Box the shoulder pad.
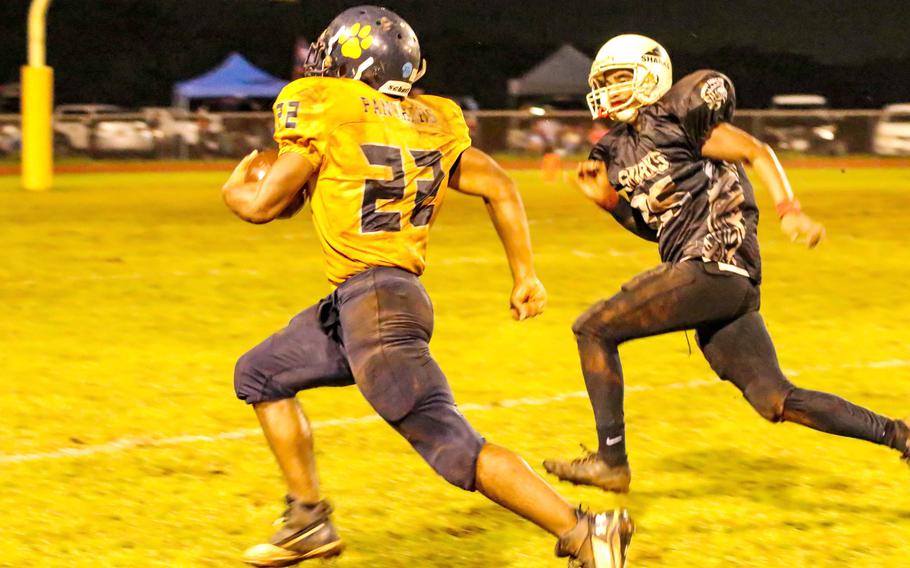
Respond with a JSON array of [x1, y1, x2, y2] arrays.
[[659, 70, 736, 151]]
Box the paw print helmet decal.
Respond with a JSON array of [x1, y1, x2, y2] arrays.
[[302, 5, 426, 98]]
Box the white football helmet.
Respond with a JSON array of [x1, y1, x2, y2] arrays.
[[586, 34, 672, 122]]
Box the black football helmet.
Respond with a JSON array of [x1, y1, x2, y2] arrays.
[[302, 5, 426, 97]]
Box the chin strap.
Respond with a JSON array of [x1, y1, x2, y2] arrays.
[[612, 107, 639, 123], [408, 58, 427, 83]]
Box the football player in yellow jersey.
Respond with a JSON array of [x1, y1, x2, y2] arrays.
[[221, 5, 633, 568], [271, 65, 471, 288]]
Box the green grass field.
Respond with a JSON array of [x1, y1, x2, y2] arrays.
[[1, 166, 909, 567]]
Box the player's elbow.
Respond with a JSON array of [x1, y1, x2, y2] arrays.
[[243, 214, 274, 225], [235, 204, 277, 224], [744, 141, 774, 166], [244, 210, 277, 224]]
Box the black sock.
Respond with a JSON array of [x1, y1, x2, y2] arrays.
[[783, 388, 908, 451], [596, 424, 628, 466]]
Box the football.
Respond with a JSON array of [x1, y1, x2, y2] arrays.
[[246, 148, 308, 219], [245, 148, 279, 183]]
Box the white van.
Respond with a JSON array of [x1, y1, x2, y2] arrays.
[[873, 104, 910, 156]]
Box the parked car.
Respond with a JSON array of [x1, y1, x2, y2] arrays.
[[873, 103, 910, 156], [142, 107, 201, 157], [54, 104, 155, 157], [0, 123, 21, 156], [55, 104, 119, 155], [0, 82, 20, 113], [763, 94, 847, 155]]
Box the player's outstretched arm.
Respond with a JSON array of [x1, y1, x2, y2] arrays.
[[222, 151, 315, 224], [702, 123, 825, 248], [575, 159, 658, 242], [449, 147, 546, 321]]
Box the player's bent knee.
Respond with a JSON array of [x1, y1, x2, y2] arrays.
[[233, 349, 270, 404], [572, 301, 621, 345], [392, 403, 485, 491], [432, 437, 484, 491], [742, 377, 794, 423], [571, 313, 594, 339]]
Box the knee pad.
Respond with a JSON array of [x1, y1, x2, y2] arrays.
[[233, 349, 269, 404], [572, 300, 619, 344], [571, 311, 596, 339], [392, 402, 485, 491], [742, 376, 794, 423]]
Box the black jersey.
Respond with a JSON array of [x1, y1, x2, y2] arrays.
[[590, 69, 762, 282]]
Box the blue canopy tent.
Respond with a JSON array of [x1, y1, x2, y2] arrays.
[[172, 52, 287, 108]]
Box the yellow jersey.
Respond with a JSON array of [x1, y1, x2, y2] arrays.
[[273, 77, 472, 287]]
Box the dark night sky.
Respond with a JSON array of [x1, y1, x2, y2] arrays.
[[1, 0, 909, 107], [566, 0, 909, 65], [384, 0, 910, 65]]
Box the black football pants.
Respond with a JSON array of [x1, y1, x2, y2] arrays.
[[572, 261, 908, 466]]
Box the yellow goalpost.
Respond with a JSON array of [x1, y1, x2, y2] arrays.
[[21, 0, 54, 191]]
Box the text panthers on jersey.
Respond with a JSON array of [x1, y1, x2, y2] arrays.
[[591, 69, 762, 282], [274, 77, 471, 287]]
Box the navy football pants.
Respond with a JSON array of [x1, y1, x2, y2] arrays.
[[234, 267, 485, 491]]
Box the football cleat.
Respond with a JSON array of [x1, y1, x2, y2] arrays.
[[544, 446, 632, 493], [242, 497, 343, 567], [557, 508, 635, 568]]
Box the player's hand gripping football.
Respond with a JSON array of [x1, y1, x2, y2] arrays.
[[511, 276, 547, 321], [780, 211, 825, 248], [575, 159, 619, 210], [223, 149, 259, 192]]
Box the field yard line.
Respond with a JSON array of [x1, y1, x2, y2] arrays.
[[0, 382, 704, 466], [3, 251, 637, 287], [1, 358, 908, 466], [3, 267, 268, 288], [2, 256, 508, 287]]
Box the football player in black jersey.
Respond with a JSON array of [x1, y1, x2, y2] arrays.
[[543, 34, 910, 493]]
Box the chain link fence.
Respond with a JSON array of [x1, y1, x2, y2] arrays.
[[465, 109, 888, 157], [0, 108, 902, 160]]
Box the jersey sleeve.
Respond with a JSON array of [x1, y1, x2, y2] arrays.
[[437, 97, 473, 157], [588, 124, 623, 162], [272, 79, 334, 168], [450, 106, 472, 157], [588, 136, 611, 162], [670, 71, 736, 152], [403, 94, 473, 167]]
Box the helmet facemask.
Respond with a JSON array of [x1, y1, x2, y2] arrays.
[[586, 63, 661, 122], [299, 31, 332, 78]]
